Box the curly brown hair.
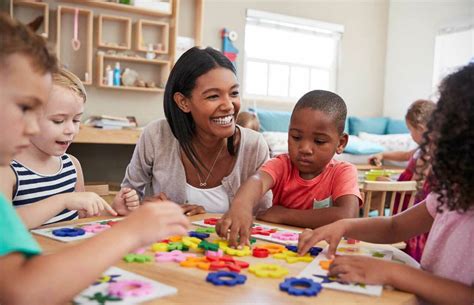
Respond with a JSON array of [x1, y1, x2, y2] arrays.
[[418, 63, 474, 213], [0, 13, 57, 74]]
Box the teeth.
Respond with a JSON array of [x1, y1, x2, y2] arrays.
[[212, 115, 233, 125]]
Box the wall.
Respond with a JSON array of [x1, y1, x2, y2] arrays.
[[382, 0, 473, 119], [202, 0, 390, 117]]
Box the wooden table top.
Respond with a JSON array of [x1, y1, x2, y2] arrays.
[[34, 214, 418, 305]]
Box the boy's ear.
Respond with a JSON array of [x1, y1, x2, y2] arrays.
[[336, 133, 349, 154], [173, 92, 191, 113]]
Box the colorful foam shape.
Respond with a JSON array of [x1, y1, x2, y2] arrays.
[[82, 224, 111, 233], [279, 277, 322, 296], [271, 231, 299, 241], [206, 271, 246, 286], [52, 227, 85, 237], [107, 280, 153, 297], [248, 263, 289, 278], [189, 231, 210, 239], [155, 250, 196, 263], [123, 254, 152, 263]]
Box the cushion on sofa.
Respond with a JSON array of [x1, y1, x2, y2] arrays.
[[344, 135, 386, 155], [262, 131, 288, 155], [386, 118, 409, 134], [249, 108, 291, 132], [348, 117, 388, 135], [358, 132, 417, 152]]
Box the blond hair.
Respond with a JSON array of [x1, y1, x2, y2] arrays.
[[52, 68, 87, 102], [236, 111, 260, 131], [405, 99, 436, 128]]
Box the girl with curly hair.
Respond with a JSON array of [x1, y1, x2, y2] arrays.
[[298, 63, 474, 305]]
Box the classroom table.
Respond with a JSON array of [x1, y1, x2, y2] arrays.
[[34, 213, 419, 305]]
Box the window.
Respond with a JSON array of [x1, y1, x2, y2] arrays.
[[243, 9, 344, 102], [432, 25, 474, 89]]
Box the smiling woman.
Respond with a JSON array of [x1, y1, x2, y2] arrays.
[[117, 47, 272, 216]]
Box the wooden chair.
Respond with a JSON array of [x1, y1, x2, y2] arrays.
[[361, 181, 418, 217]]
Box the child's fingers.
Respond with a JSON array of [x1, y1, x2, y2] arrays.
[[327, 238, 341, 258], [297, 229, 315, 255], [101, 200, 118, 216]]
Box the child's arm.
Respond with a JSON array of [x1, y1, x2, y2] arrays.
[[216, 171, 274, 248], [0, 201, 189, 305], [0, 166, 116, 228], [329, 256, 474, 305], [298, 200, 433, 256], [256, 194, 359, 229], [369, 149, 416, 166]]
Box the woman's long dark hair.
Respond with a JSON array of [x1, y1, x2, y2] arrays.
[[417, 63, 474, 213], [163, 47, 237, 175]]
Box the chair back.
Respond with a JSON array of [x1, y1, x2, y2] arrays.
[[361, 181, 418, 217]]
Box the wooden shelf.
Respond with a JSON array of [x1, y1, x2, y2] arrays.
[[60, 0, 172, 17], [135, 19, 169, 54], [74, 125, 141, 145], [57, 5, 93, 85], [11, 0, 49, 38], [98, 84, 164, 93], [102, 54, 169, 65], [96, 54, 169, 92], [97, 14, 131, 50]]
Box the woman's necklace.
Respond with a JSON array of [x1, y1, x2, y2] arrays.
[[196, 142, 225, 187]]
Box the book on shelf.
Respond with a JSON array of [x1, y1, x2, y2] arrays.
[[84, 115, 138, 130]]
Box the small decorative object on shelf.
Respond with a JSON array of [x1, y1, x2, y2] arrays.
[[122, 68, 138, 87]]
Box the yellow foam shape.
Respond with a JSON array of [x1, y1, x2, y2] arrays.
[[248, 263, 288, 278], [182, 236, 202, 249], [273, 250, 312, 263], [286, 256, 313, 263], [224, 246, 251, 257], [151, 242, 169, 252]]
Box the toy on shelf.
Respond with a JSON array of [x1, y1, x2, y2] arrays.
[[221, 28, 238, 65]]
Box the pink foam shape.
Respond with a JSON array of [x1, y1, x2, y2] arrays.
[[270, 231, 299, 241], [155, 250, 196, 263], [107, 280, 153, 297], [133, 247, 147, 254], [82, 224, 111, 233], [205, 249, 224, 258]]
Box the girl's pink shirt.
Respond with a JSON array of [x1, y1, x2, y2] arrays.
[[420, 192, 474, 286]]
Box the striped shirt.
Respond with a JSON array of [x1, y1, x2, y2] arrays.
[[11, 154, 79, 225]]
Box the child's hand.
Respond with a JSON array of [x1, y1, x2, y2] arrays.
[[369, 154, 383, 167], [216, 207, 253, 249], [123, 200, 190, 247], [181, 203, 205, 216], [297, 221, 347, 257], [328, 255, 393, 285], [65, 192, 117, 217], [113, 187, 140, 216]]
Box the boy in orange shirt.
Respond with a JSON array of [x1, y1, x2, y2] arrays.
[[217, 90, 361, 247]]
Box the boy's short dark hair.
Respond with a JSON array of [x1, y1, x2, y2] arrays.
[[293, 90, 347, 134], [0, 13, 57, 74]]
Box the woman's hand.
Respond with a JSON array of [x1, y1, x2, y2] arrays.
[[181, 203, 206, 216]]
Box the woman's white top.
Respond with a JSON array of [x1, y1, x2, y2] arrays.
[[185, 183, 230, 213]]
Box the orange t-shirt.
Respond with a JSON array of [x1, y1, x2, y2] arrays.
[[260, 154, 362, 209]]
